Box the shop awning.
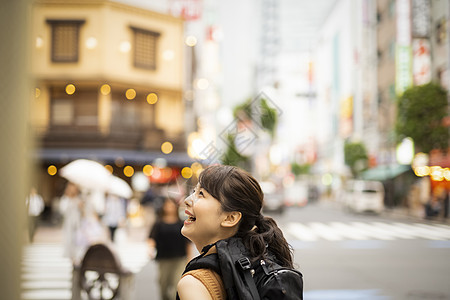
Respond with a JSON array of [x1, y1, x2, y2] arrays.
[[34, 148, 196, 166], [360, 164, 411, 181]]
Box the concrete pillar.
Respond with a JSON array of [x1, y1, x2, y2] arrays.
[[0, 0, 31, 298]]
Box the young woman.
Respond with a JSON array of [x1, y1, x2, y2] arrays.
[[177, 165, 294, 300]]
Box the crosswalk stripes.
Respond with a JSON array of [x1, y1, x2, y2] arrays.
[[21, 242, 149, 300], [282, 221, 450, 242], [21, 244, 72, 300]]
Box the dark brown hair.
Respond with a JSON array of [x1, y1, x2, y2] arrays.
[[199, 165, 293, 268]]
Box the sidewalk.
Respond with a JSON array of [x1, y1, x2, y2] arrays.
[[32, 221, 149, 244], [29, 222, 160, 300]]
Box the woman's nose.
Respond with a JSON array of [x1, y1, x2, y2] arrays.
[[184, 194, 194, 207]]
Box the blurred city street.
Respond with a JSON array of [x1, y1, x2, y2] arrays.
[[22, 197, 450, 300], [2, 0, 450, 299]]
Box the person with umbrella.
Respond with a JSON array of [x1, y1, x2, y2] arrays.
[[59, 182, 83, 261], [102, 192, 127, 242]]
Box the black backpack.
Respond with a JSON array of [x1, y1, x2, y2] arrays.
[[179, 237, 303, 300]]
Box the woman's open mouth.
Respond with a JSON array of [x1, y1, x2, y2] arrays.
[[184, 210, 196, 224]]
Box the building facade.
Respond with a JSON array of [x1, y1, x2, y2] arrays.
[[31, 0, 191, 203]]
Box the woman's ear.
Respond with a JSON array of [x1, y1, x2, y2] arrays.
[[221, 211, 242, 228]]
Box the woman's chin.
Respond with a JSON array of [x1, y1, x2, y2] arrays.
[[181, 225, 191, 239]]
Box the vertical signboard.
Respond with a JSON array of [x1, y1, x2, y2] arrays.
[[396, 0, 412, 95], [339, 96, 353, 138], [411, 0, 431, 86], [412, 38, 431, 85], [396, 46, 413, 95], [411, 0, 431, 38]]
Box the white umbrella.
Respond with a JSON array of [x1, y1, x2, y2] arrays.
[[108, 176, 133, 199], [60, 159, 111, 191]]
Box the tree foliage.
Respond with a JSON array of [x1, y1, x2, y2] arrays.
[[221, 134, 250, 171], [233, 97, 278, 137], [344, 141, 369, 177], [396, 82, 449, 153], [290, 162, 311, 176]]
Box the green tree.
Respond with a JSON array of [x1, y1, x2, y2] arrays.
[[396, 82, 449, 153], [221, 134, 250, 170], [259, 98, 278, 137], [233, 97, 278, 137], [290, 162, 311, 176], [344, 141, 369, 177]]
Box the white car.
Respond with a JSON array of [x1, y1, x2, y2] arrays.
[[343, 180, 385, 214]]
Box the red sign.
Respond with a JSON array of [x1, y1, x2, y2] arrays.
[[169, 0, 202, 21], [149, 167, 181, 183]]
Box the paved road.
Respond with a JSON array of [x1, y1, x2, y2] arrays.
[[270, 202, 450, 300]]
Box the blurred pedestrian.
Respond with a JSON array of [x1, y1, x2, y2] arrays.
[[148, 197, 191, 300], [102, 193, 127, 242], [59, 182, 82, 261], [26, 187, 45, 242], [425, 186, 445, 219]]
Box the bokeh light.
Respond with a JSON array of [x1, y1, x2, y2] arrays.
[[104, 165, 113, 174], [143, 165, 154, 176], [124, 166, 134, 177], [195, 78, 209, 90], [85, 37, 98, 49], [161, 141, 173, 154], [100, 84, 111, 95], [147, 93, 158, 104], [322, 173, 333, 186], [119, 41, 131, 52], [47, 165, 57, 176], [181, 167, 193, 179], [65, 84, 76, 95], [115, 157, 125, 167], [126, 89, 136, 100], [185, 35, 197, 47]]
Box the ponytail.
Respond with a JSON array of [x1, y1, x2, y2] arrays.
[[238, 215, 293, 268]]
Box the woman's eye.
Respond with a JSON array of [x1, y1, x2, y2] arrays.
[[198, 190, 204, 197]]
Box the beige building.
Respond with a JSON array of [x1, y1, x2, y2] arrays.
[[376, 0, 397, 164], [30, 0, 191, 202]]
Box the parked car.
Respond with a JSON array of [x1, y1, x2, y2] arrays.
[[260, 181, 285, 213], [342, 180, 385, 214], [284, 181, 308, 207]]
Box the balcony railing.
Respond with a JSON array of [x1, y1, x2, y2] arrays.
[[40, 125, 186, 152]]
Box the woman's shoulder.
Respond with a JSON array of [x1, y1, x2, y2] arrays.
[[179, 269, 225, 300], [177, 271, 213, 300]]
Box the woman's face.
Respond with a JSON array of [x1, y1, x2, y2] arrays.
[[181, 183, 227, 249]]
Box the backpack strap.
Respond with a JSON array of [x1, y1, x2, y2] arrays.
[[236, 256, 261, 300], [216, 237, 264, 300], [183, 253, 221, 276]]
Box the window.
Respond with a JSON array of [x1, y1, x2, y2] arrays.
[[436, 18, 447, 45], [47, 20, 85, 62], [51, 99, 74, 125], [50, 87, 97, 127], [388, 40, 396, 60], [376, 11, 382, 23], [131, 26, 160, 70], [377, 49, 383, 64]]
